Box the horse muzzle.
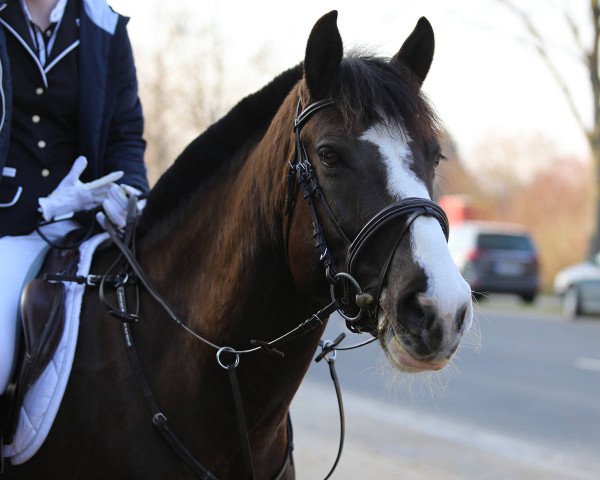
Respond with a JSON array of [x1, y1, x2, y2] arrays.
[[377, 289, 473, 372]]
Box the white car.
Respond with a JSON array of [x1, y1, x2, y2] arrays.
[[554, 253, 600, 318], [553, 253, 600, 295]]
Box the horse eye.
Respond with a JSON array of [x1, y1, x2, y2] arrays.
[[434, 153, 447, 168], [318, 147, 339, 166]]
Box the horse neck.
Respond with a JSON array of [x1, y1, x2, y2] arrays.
[[137, 94, 326, 467], [140, 99, 300, 341]]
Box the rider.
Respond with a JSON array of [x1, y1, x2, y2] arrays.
[[0, 0, 148, 394]]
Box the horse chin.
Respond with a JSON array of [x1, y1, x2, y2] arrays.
[[377, 311, 449, 373]]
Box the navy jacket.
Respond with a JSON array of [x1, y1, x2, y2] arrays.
[[0, 0, 148, 201]]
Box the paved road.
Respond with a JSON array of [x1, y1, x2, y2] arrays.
[[290, 296, 600, 479]]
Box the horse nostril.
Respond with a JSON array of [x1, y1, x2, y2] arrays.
[[456, 305, 467, 332], [397, 292, 473, 357], [457, 302, 474, 334], [399, 292, 437, 333]]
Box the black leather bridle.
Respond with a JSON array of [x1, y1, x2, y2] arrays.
[[285, 98, 449, 334]]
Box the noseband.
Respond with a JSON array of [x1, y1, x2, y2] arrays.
[[286, 98, 449, 333]]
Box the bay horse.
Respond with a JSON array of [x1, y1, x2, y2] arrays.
[[9, 10, 472, 479]]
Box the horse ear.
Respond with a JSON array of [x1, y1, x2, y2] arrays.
[[304, 10, 343, 100], [391, 17, 435, 85]]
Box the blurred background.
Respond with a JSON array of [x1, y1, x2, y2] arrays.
[[111, 0, 596, 292], [110, 1, 599, 478]]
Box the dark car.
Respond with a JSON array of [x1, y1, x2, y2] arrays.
[[448, 221, 540, 303]]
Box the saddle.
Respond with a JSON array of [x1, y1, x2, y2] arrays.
[[0, 234, 80, 445]]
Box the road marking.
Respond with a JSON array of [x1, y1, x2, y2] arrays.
[[574, 357, 600, 372]]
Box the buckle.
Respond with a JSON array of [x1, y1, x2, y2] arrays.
[[152, 412, 167, 427], [86, 275, 102, 286]]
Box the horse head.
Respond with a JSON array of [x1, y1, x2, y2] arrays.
[[286, 11, 473, 372]]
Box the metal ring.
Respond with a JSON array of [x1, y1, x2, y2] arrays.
[[321, 341, 337, 362], [330, 272, 364, 323], [216, 347, 240, 370]]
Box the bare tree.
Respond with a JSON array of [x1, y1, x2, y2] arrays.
[[136, 11, 227, 184], [494, 0, 600, 254]]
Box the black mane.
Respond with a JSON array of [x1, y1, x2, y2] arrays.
[[332, 52, 438, 140], [140, 64, 303, 230]]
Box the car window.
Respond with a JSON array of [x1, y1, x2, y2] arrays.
[[477, 233, 533, 251]]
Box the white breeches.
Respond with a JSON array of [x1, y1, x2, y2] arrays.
[[0, 221, 77, 393]]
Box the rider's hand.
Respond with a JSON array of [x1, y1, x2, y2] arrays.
[[101, 183, 144, 229], [38, 156, 123, 221]]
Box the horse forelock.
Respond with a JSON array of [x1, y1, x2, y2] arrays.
[[331, 51, 439, 143]]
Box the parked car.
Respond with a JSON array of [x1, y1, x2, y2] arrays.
[[560, 279, 600, 318], [448, 221, 540, 303], [554, 253, 600, 318]]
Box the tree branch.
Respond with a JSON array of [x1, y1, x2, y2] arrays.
[[563, 5, 589, 66], [494, 0, 588, 134]]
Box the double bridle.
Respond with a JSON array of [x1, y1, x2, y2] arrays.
[[83, 96, 449, 480], [285, 97, 449, 334]]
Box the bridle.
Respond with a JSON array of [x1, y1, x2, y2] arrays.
[[59, 96, 450, 480], [285, 97, 449, 334]]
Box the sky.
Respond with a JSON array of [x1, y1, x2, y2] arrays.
[[110, 0, 592, 170]]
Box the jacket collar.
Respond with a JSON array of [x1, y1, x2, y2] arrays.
[[0, 0, 117, 35], [81, 0, 117, 35]]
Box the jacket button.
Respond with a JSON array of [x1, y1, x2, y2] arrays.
[[41, 169, 50, 177], [35, 87, 44, 95], [37, 140, 46, 149], [32, 115, 40, 123]]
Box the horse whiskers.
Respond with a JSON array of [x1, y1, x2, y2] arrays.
[[376, 349, 458, 404], [460, 302, 483, 353]]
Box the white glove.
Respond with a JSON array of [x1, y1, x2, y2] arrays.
[[101, 183, 145, 229], [38, 156, 123, 221]]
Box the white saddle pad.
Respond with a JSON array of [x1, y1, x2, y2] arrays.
[[2, 232, 109, 465]]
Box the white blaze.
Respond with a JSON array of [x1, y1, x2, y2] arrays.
[[360, 124, 472, 332]]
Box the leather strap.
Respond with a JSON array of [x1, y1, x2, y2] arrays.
[[251, 300, 339, 357], [315, 335, 346, 480], [43, 272, 129, 286], [226, 365, 254, 479], [117, 286, 218, 480], [293, 99, 334, 130], [343, 198, 449, 332]]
